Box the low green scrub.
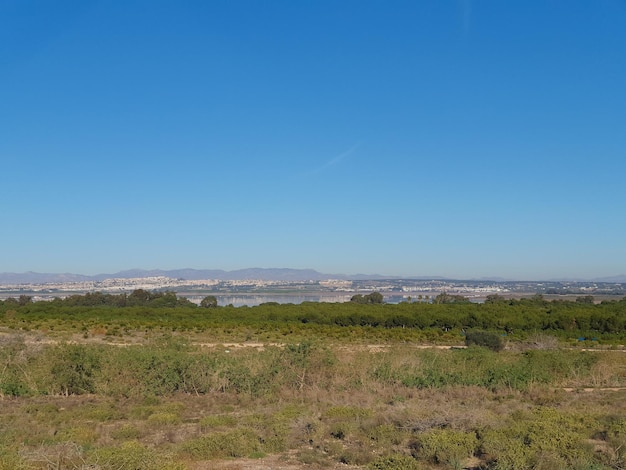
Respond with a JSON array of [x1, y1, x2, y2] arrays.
[[465, 330, 504, 351], [480, 408, 600, 469], [147, 411, 182, 425], [111, 424, 141, 440], [180, 429, 262, 459], [0, 445, 29, 470], [0, 337, 610, 402], [1, 310, 625, 470], [91, 440, 177, 469], [414, 429, 479, 468], [4, 294, 626, 342], [371, 347, 599, 391], [368, 454, 422, 470]]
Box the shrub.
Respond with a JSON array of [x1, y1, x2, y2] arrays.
[[414, 429, 478, 469], [90, 440, 166, 469], [0, 446, 29, 470], [111, 424, 141, 440], [297, 449, 331, 466], [0, 372, 30, 397], [84, 402, 124, 421], [366, 424, 405, 446], [239, 413, 289, 453], [368, 454, 422, 470], [181, 429, 261, 459], [465, 331, 504, 351], [0, 337, 31, 397], [57, 425, 98, 446], [96, 344, 189, 397], [48, 343, 102, 395], [480, 428, 532, 469], [481, 407, 596, 469]]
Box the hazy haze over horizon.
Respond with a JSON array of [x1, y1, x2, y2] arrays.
[[2, 1, 625, 280]]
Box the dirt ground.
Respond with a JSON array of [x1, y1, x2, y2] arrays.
[[195, 453, 362, 469]]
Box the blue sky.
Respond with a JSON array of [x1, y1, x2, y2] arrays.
[[2, 0, 625, 280]]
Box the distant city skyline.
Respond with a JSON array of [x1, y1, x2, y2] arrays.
[[2, 1, 625, 281], [0, 267, 625, 285]]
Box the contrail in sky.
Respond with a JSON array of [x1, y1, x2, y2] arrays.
[[308, 143, 361, 176]]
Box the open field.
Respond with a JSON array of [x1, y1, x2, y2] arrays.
[[1, 294, 626, 469]]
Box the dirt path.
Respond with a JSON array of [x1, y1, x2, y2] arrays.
[[193, 453, 361, 470]]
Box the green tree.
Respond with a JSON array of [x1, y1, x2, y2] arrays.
[[200, 295, 218, 308], [350, 292, 384, 304], [127, 289, 152, 306], [434, 292, 470, 304], [366, 292, 384, 304], [485, 294, 507, 304], [18, 295, 33, 306]]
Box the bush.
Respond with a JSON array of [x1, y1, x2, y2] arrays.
[[480, 428, 532, 469], [465, 331, 504, 351], [90, 440, 166, 469], [181, 429, 261, 459], [48, 344, 102, 395], [0, 446, 29, 470], [96, 343, 189, 397], [368, 454, 422, 470], [111, 424, 141, 440], [414, 429, 479, 468], [481, 408, 596, 469], [0, 372, 30, 397], [0, 337, 32, 397]]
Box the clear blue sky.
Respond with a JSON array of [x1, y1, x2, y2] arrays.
[[2, 0, 625, 280]]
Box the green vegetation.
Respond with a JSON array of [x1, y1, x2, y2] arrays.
[[0, 291, 625, 468], [464, 330, 504, 351], [351, 291, 385, 304], [199, 295, 218, 308], [2, 290, 626, 343]]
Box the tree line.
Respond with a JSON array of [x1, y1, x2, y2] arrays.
[[1, 290, 626, 339], [3, 290, 218, 309]]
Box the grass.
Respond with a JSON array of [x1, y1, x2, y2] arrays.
[[0, 320, 625, 468]]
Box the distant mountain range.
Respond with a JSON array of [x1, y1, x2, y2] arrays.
[[593, 275, 626, 283], [0, 269, 624, 285], [0, 268, 401, 285]]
